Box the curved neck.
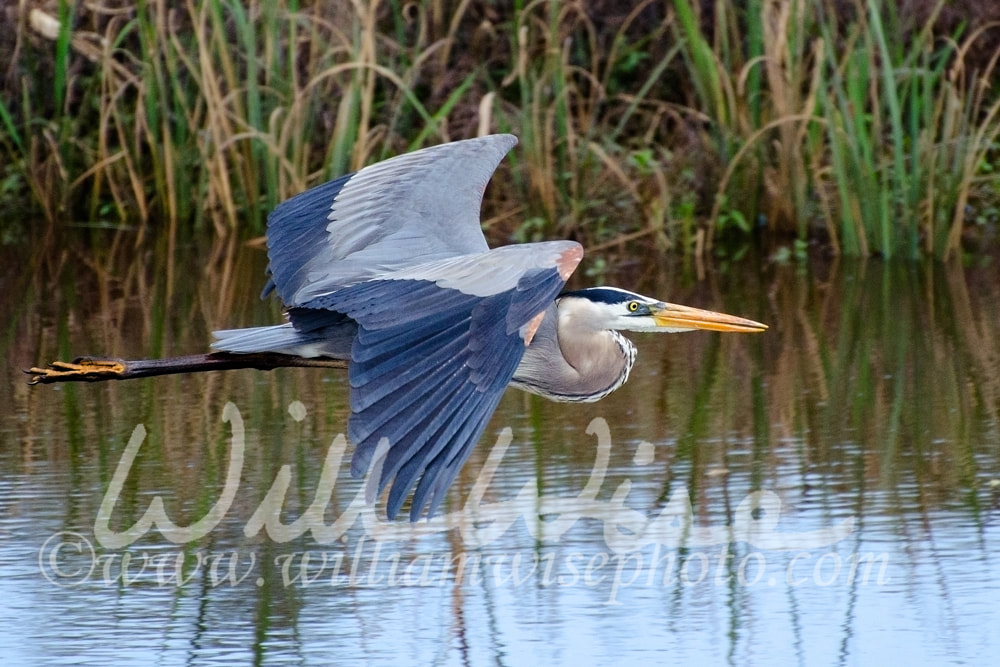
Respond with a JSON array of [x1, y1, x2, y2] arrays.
[[512, 305, 635, 403]]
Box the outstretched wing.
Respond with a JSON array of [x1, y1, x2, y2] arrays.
[[300, 241, 583, 520], [247, 134, 584, 519], [263, 134, 519, 306]]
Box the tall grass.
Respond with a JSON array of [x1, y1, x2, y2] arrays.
[[0, 0, 998, 261], [814, 0, 1000, 259], [677, 0, 1000, 261], [2, 0, 503, 244]]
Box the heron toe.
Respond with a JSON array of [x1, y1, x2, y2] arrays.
[[26, 358, 127, 384]]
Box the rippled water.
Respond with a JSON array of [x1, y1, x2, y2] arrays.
[[2, 243, 998, 665]]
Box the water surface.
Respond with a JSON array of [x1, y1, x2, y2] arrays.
[[1, 242, 998, 665]]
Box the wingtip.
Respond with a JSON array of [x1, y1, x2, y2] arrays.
[[475, 133, 518, 154], [499, 133, 518, 149]]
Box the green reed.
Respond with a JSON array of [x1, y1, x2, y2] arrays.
[[0, 0, 998, 262], [694, 0, 1000, 260]]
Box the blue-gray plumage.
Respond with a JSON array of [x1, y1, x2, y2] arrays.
[[211, 134, 768, 520]]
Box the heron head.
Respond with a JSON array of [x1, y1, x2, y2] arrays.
[[557, 287, 767, 334]]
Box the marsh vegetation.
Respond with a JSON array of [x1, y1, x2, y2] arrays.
[[1, 0, 999, 261]]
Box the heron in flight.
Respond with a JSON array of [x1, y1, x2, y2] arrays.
[[29, 134, 766, 520]]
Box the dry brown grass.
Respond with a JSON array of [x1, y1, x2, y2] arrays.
[[1, 0, 998, 261]]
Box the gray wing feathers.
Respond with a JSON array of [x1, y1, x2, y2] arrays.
[[310, 243, 580, 520], [323, 241, 581, 299], [210, 135, 589, 521], [268, 134, 518, 306]]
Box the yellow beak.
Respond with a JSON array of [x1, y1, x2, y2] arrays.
[[651, 302, 768, 333]]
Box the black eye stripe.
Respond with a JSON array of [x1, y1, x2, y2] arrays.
[[559, 287, 643, 305]]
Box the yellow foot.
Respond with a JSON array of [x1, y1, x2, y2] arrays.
[[25, 358, 127, 384]]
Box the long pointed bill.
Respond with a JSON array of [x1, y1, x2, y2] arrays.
[[651, 302, 768, 333]]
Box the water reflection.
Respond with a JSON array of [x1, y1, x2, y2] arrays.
[[1, 241, 998, 665]]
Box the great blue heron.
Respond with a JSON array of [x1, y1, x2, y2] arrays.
[[29, 134, 766, 520]]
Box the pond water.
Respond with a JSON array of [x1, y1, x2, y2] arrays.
[[1, 241, 998, 666]]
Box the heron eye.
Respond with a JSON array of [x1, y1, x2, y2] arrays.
[[627, 301, 640, 312]]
